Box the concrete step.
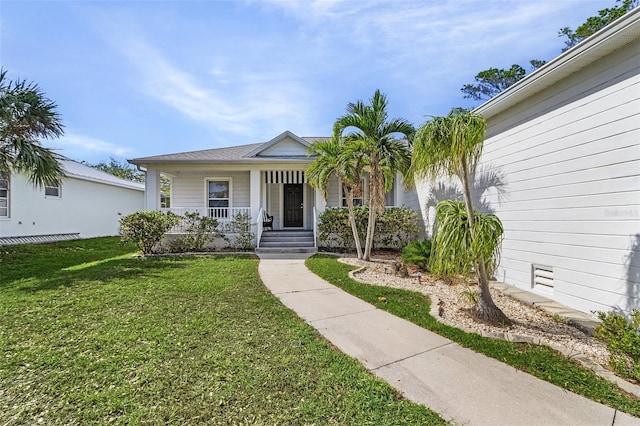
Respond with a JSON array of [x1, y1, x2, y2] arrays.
[[260, 241, 314, 248], [255, 247, 317, 254], [258, 230, 315, 251], [260, 236, 315, 243], [262, 231, 313, 237]]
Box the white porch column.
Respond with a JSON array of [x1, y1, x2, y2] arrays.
[[395, 172, 405, 206], [250, 169, 261, 222], [145, 168, 161, 211], [314, 186, 326, 213]]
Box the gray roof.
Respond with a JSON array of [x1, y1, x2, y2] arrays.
[[129, 134, 330, 165], [62, 159, 145, 191]]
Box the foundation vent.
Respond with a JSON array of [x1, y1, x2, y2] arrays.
[[532, 264, 554, 291]]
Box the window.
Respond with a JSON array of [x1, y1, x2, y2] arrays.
[[207, 179, 230, 218], [341, 179, 365, 207], [0, 173, 8, 217], [45, 184, 61, 197]]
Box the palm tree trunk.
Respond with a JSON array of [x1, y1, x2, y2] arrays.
[[345, 186, 363, 259], [363, 202, 376, 261], [459, 158, 512, 326]]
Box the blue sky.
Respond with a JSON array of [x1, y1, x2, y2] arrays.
[[1, 0, 606, 164]]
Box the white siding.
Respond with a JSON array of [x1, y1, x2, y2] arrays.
[[172, 171, 250, 208], [266, 184, 281, 230], [479, 40, 640, 315], [259, 136, 308, 156], [0, 173, 144, 239]]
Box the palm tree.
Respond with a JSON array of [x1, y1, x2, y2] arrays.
[[411, 108, 512, 326], [333, 90, 414, 261], [307, 136, 364, 258], [0, 69, 64, 187]]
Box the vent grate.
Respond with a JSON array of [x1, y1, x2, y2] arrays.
[[532, 264, 554, 290]]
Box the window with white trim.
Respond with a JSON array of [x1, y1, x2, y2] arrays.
[[0, 173, 9, 217], [341, 179, 365, 207], [207, 179, 231, 218], [45, 183, 61, 197]]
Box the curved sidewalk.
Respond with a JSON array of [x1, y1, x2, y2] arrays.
[[257, 253, 640, 426]]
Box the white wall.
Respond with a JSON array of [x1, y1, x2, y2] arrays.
[[0, 173, 144, 239], [478, 40, 640, 316], [172, 171, 250, 208]]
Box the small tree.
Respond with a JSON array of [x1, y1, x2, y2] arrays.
[[120, 211, 179, 255], [411, 108, 511, 326], [333, 90, 414, 261], [307, 136, 365, 258]]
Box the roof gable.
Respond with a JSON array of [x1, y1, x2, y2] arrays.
[[245, 131, 310, 158]]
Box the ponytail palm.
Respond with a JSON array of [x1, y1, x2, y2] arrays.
[[333, 90, 414, 261], [0, 69, 64, 187], [411, 108, 511, 326], [307, 136, 364, 258]]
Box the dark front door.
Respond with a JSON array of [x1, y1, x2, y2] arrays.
[[283, 184, 303, 227]]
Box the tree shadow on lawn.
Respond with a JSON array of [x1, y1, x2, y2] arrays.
[[0, 237, 190, 293], [0, 237, 136, 282]]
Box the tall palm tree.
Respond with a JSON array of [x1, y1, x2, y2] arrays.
[[333, 90, 414, 261], [307, 136, 364, 259], [0, 69, 64, 187], [411, 108, 512, 326]]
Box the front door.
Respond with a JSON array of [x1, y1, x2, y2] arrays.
[[283, 184, 303, 227]]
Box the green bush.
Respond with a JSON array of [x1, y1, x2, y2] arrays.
[[318, 206, 419, 251], [595, 309, 640, 382], [229, 212, 255, 250], [401, 238, 432, 270], [376, 207, 420, 249], [120, 211, 180, 255], [168, 211, 228, 252]]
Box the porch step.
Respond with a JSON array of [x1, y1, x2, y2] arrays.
[[255, 247, 317, 254], [258, 230, 315, 251]]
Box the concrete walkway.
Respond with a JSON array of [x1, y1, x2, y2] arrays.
[[257, 253, 640, 426]]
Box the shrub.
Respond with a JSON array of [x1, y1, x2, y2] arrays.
[[318, 206, 419, 251], [229, 212, 255, 250], [168, 211, 227, 252], [376, 207, 420, 249], [594, 309, 640, 382], [401, 238, 432, 270], [120, 211, 180, 255]]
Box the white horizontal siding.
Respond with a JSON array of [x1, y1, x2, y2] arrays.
[[172, 171, 250, 208], [478, 39, 640, 315], [259, 137, 308, 156]]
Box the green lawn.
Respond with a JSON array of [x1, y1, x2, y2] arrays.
[[305, 254, 640, 418], [0, 238, 446, 425]]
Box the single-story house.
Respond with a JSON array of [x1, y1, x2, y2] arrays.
[[467, 7, 639, 316], [0, 158, 145, 244], [129, 9, 638, 317], [128, 131, 421, 249]]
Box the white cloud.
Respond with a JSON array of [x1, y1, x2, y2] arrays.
[[95, 17, 318, 140], [53, 132, 133, 157]]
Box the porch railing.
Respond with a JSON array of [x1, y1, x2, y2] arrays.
[[161, 207, 251, 233]]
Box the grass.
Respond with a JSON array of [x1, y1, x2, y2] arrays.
[[306, 254, 640, 418], [0, 238, 446, 425]]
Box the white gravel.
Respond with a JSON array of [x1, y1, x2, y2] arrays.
[[338, 257, 612, 369]]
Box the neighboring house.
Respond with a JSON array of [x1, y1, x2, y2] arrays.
[[466, 8, 639, 316], [128, 131, 418, 249], [0, 158, 145, 244]]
